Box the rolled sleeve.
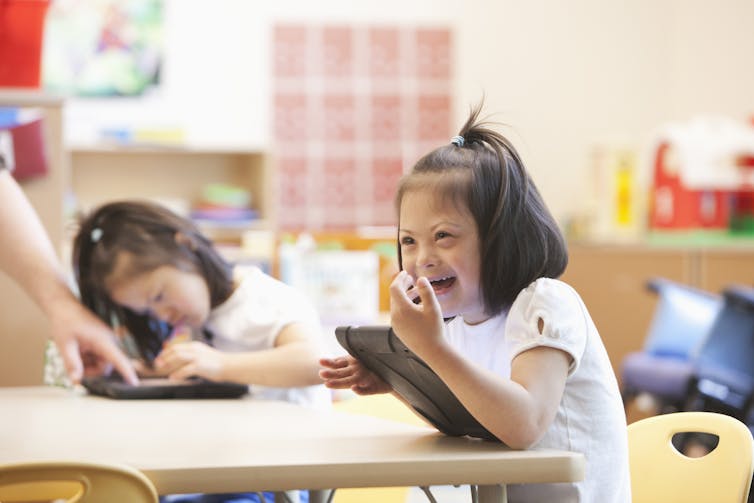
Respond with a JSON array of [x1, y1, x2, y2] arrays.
[[505, 278, 588, 375]]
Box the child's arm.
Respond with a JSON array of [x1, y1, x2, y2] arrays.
[[154, 322, 324, 387], [390, 272, 571, 449]]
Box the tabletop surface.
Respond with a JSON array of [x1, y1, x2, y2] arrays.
[[0, 386, 585, 494]]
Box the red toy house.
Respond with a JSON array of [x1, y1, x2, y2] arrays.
[[649, 118, 754, 233]]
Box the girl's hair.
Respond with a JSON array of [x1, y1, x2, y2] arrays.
[[395, 102, 568, 316], [72, 200, 234, 363]]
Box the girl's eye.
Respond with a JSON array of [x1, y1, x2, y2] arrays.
[[400, 236, 415, 246], [152, 292, 164, 304], [435, 231, 451, 240]]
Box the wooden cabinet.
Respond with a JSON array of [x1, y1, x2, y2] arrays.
[[562, 244, 694, 389], [698, 248, 754, 293], [0, 91, 67, 386], [563, 242, 754, 388]]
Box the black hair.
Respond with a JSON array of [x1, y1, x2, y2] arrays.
[[72, 200, 234, 363], [395, 102, 568, 316]]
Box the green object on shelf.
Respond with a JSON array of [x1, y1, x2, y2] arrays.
[[646, 229, 754, 247], [201, 183, 251, 208], [730, 215, 754, 235]]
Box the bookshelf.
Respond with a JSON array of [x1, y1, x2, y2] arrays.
[[69, 145, 276, 242]]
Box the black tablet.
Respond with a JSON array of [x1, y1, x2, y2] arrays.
[[81, 375, 249, 400], [335, 325, 498, 441]]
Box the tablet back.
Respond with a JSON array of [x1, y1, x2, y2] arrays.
[[81, 376, 249, 399], [335, 325, 497, 441]]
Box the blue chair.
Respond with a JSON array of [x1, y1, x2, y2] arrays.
[[621, 278, 722, 413]]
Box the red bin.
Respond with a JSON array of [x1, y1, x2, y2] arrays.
[[0, 0, 50, 87]]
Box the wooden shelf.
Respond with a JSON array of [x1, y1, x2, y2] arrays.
[[69, 146, 276, 238]]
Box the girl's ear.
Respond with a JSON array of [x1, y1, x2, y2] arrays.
[[174, 231, 198, 251]]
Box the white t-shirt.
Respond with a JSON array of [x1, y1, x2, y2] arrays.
[[445, 278, 631, 503], [205, 265, 331, 410]]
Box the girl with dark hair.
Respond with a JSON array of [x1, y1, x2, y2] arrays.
[[321, 104, 630, 502], [72, 200, 329, 411]]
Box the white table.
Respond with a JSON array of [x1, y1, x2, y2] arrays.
[[0, 386, 584, 502]]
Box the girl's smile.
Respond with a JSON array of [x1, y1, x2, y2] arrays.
[[398, 188, 488, 324]]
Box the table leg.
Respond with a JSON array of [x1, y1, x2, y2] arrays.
[[477, 484, 507, 503], [307, 489, 333, 503]]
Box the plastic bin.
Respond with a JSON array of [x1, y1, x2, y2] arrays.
[[0, 0, 50, 87]]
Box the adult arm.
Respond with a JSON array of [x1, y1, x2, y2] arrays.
[[0, 171, 137, 384]]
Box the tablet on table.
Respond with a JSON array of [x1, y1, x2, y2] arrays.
[[81, 375, 249, 399]]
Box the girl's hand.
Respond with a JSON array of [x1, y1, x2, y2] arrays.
[[153, 341, 226, 382], [389, 271, 447, 358], [132, 358, 166, 378], [319, 356, 392, 395]]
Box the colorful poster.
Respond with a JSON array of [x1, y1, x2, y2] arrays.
[[42, 0, 163, 97]]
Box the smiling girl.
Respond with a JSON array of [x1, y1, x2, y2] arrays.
[[320, 103, 630, 502]]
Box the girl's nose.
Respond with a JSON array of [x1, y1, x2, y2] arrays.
[[415, 245, 437, 269]]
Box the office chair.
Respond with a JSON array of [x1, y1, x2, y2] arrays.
[[628, 411, 754, 503], [0, 460, 159, 502], [621, 277, 722, 413], [686, 285, 754, 424]]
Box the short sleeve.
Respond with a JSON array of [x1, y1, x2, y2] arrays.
[[504, 278, 588, 375]]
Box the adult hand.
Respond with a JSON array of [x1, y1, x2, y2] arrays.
[[48, 297, 138, 385], [389, 271, 447, 359], [319, 355, 392, 395]]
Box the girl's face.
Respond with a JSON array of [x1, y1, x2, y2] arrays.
[[106, 253, 211, 329], [399, 188, 487, 324]]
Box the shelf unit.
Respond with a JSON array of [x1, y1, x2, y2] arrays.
[[69, 145, 276, 243], [0, 90, 67, 386]]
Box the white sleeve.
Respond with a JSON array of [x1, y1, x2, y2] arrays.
[[504, 278, 588, 375], [257, 272, 322, 333]]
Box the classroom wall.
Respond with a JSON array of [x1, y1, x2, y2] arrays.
[[64, 0, 754, 226]]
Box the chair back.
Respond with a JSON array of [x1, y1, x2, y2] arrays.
[[692, 285, 754, 414], [0, 460, 158, 502], [628, 411, 754, 503], [621, 279, 721, 408], [642, 278, 721, 359]]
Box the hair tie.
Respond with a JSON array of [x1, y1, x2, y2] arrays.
[[91, 227, 103, 243], [450, 135, 465, 147]]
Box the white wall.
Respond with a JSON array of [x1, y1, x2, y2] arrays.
[[65, 0, 754, 225], [454, 0, 754, 222]]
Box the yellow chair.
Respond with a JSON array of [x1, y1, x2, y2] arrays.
[[0, 460, 159, 502], [628, 411, 754, 503]]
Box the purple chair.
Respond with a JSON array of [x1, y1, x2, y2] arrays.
[[621, 278, 722, 413]]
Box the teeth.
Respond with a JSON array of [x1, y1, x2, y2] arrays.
[[430, 276, 453, 284]]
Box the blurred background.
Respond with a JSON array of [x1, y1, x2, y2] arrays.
[[2, 0, 754, 402]]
